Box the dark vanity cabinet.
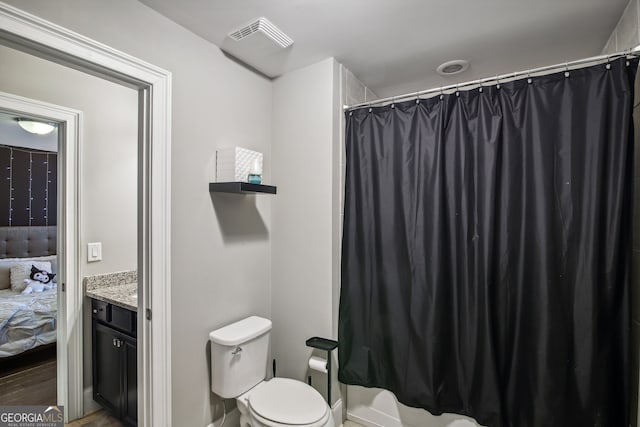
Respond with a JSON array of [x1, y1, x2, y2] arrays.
[[92, 299, 137, 426]]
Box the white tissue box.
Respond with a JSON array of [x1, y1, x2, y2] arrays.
[[216, 147, 263, 182]]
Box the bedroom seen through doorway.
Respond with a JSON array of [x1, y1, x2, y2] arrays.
[[0, 111, 59, 405]]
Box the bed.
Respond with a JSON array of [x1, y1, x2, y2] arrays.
[[0, 226, 57, 358]]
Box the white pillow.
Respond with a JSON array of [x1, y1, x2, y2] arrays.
[[0, 255, 56, 290], [10, 261, 52, 292]]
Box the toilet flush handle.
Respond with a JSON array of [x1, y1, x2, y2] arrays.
[[232, 346, 243, 355]]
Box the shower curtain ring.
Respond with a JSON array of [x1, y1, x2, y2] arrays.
[[495, 76, 501, 89], [527, 71, 532, 84], [439, 87, 444, 100], [564, 63, 570, 78], [391, 97, 395, 108], [455, 85, 460, 97]]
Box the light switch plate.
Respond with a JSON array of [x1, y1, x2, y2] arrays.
[[88, 242, 102, 262]]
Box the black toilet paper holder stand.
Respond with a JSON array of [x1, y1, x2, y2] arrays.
[[305, 336, 338, 406]]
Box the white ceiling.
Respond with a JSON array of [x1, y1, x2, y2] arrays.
[[138, 0, 629, 98]]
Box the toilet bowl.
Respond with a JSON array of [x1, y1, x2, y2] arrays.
[[236, 378, 334, 427], [209, 316, 336, 427]]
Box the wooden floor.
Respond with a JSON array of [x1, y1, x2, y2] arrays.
[[66, 410, 123, 427], [0, 346, 123, 426], [0, 347, 57, 405]]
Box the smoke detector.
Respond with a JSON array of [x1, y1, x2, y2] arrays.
[[222, 17, 294, 77], [437, 60, 469, 76]]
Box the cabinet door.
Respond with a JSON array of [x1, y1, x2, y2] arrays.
[[123, 336, 137, 426], [93, 322, 123, 415]]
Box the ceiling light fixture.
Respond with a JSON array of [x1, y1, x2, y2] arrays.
[[437, 59, 470, 76], [17, 119, 57, 135]]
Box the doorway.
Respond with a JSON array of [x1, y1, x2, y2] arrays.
[[0, 4, 172, 425], [0, 92, 82, 421], [0, 112, 59, 406]]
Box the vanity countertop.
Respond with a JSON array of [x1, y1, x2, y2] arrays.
[[86, 283, 137, 311]]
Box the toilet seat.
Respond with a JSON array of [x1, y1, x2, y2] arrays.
[[248, 378, 328, 426]]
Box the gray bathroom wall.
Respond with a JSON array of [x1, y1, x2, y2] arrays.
[[603, 0, 640, 53], [271, 57, 340, 398], [268, 55, 380, 423]]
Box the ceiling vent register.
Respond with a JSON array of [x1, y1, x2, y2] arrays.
[[228, 17, 293, 48]]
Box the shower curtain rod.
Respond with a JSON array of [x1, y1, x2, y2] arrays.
[[344, 46, 640, 110]]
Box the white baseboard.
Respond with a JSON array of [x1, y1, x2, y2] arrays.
[[332, 398, 343, 425], [347, 409, 387, 427], [83, 387, 101, 416], [205, 407, 240, 427]]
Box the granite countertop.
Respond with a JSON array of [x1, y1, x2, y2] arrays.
[[86, 283, 137, 311], [84, 270, 138, 311]]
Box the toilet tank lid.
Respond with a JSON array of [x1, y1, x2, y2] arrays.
[[209, 316, 272, 346]]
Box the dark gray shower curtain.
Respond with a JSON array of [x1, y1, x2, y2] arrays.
[[338, 58, 638, 427]]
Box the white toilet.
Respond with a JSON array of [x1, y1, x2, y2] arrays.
[[209, 316, 336, 427]]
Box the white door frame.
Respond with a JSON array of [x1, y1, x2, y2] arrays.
[[0, 92, 83, 422], [0, 3, 172, 426]]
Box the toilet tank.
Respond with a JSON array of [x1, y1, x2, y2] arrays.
[[209, 316, 272, 398]]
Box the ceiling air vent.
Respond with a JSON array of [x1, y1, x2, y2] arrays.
[[228, 17, 293, 49]]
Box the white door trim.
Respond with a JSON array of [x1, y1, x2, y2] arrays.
[[0, 91, 83, 422], [0, 3, 173, 426]]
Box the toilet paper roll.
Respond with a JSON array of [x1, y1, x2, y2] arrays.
[[308, 356, 328, 374]]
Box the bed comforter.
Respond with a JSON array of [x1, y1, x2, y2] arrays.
[[0, 288, 56, 357]]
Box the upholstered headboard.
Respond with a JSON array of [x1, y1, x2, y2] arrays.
[[0, 226, 57, 259]]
